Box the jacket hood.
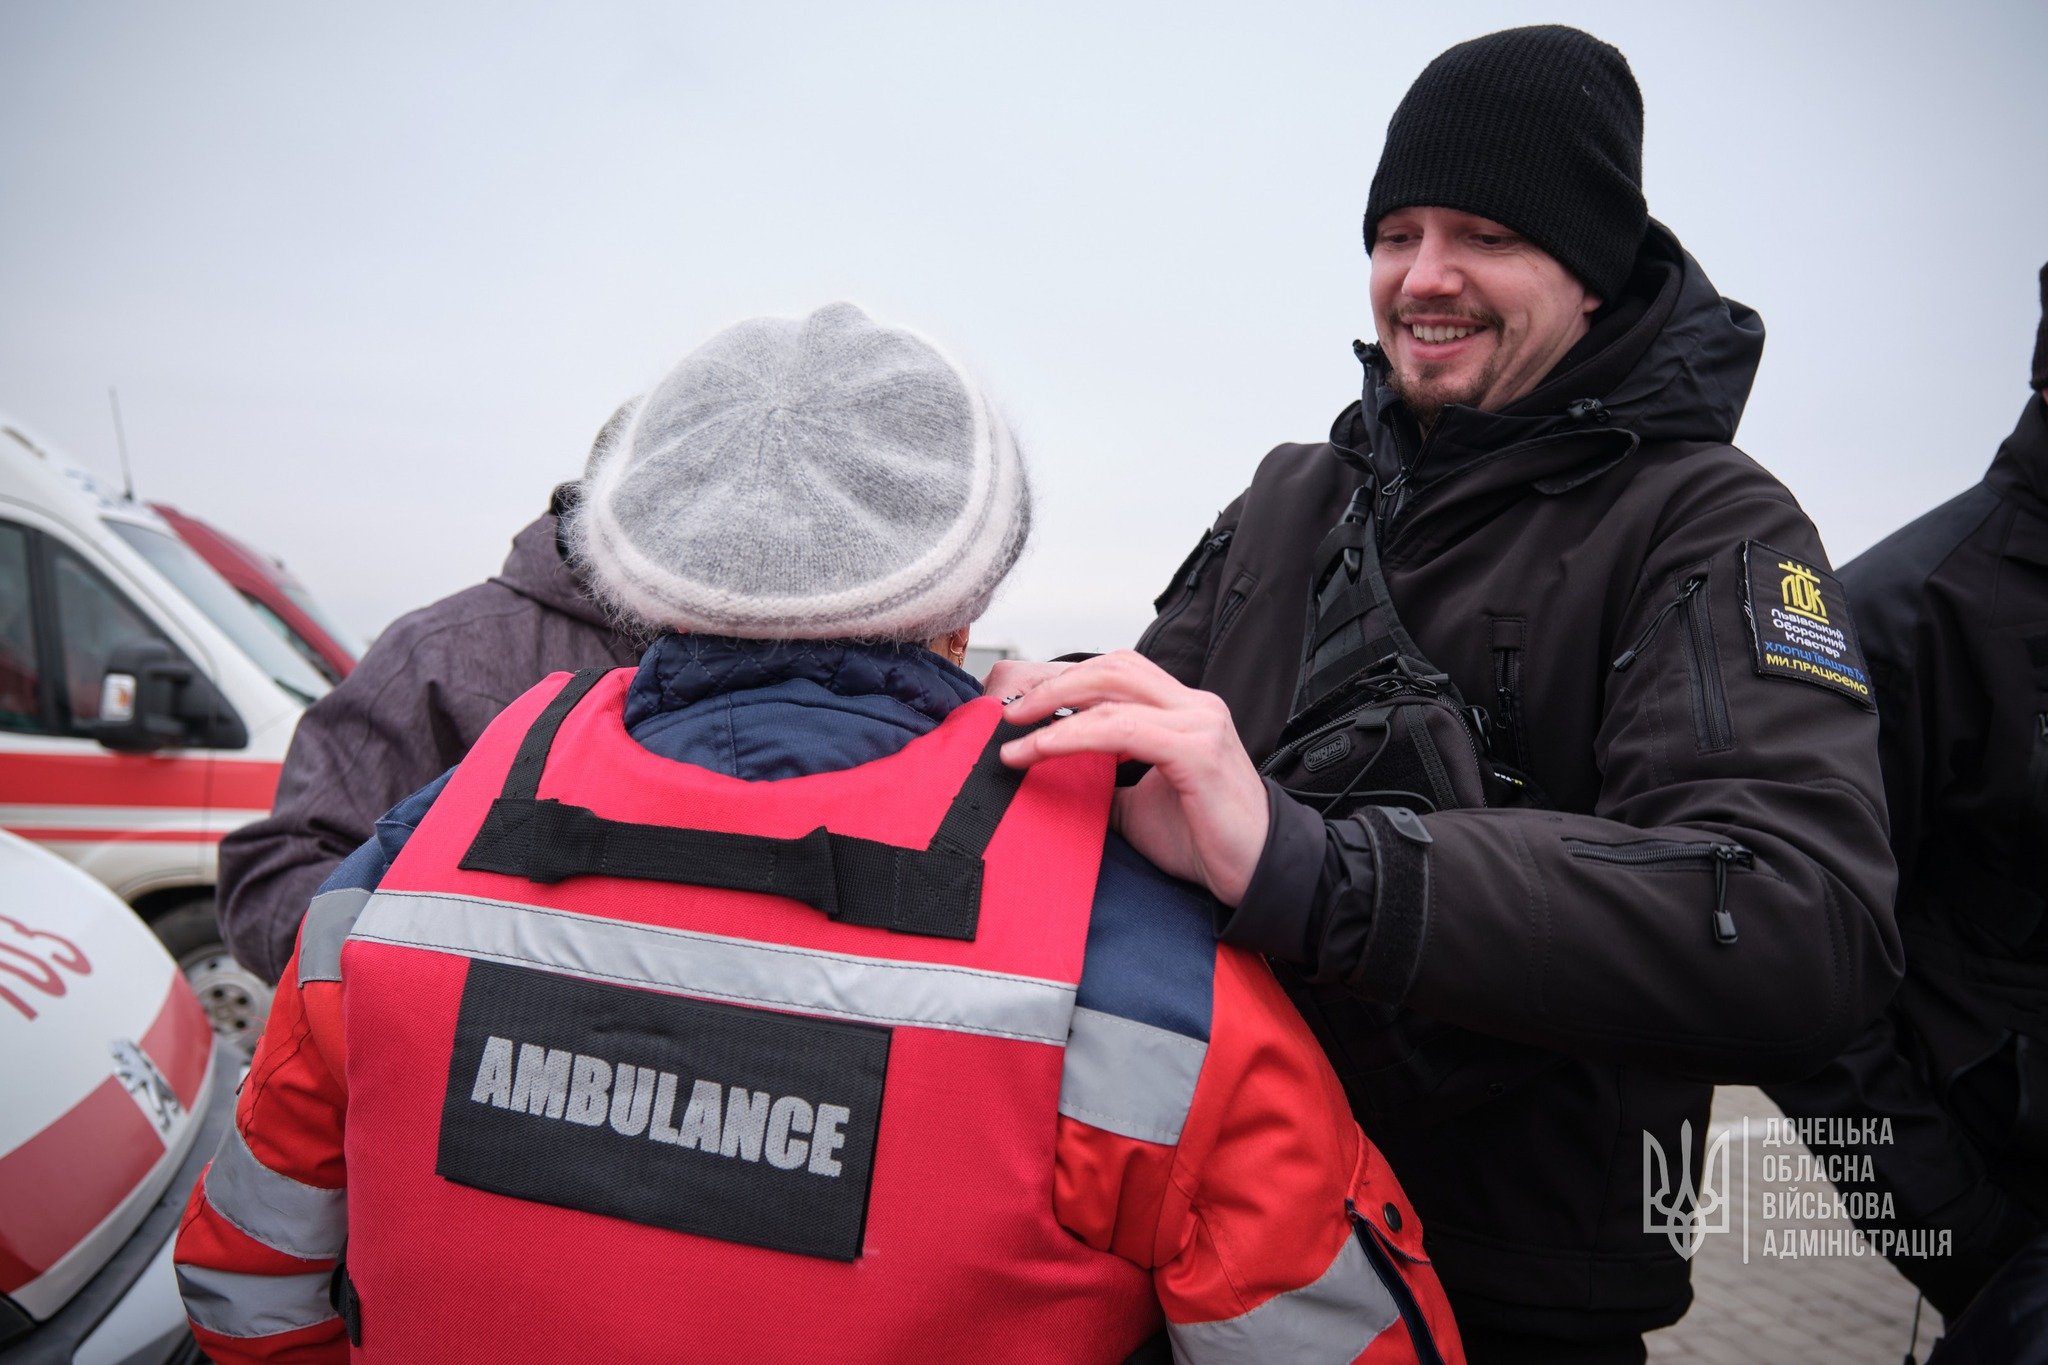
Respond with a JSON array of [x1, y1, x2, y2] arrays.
[[1985, 396, 2048, 512], [1342, 219, 1766, 492], [488, 488, 614, 632]]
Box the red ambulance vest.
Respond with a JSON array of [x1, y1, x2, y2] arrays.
[[337, 668, 1160, 1361]]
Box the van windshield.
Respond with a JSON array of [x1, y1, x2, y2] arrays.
[[105, 520, 331, 705]]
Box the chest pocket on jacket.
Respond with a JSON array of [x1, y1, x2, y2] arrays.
[[1205, 569, 1260, 667], [1488, 616, 1529, 773], [1610, 569, 1734, 756]]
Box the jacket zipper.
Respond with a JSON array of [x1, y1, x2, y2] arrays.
[[1136, 529, 1232, 658], [1609, 575, 1733, 753], [1205, 571, 1256, 666], [1491, 632, 1526, 771], [1562, 837, 1754, 944], [1681, 576, 1734, 751], [1611, 576, 1703, 673], [2031, 713, 2048, 824]]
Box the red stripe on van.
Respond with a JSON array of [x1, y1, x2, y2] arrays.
[[0, 1075, 166, 1294], [0, 754, 280, 811], [141, 980, 212, 1110]]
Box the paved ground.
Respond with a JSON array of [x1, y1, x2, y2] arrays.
[[1644, 1087, 1938, 1363]]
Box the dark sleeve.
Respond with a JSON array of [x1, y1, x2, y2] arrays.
[[1134, 499, 1244, 688], [216, 616, 519, 983], [1240, 492, 1902, 1082], [1764, 1013, 2042, 1317], [1839, 558, 1941, 890]]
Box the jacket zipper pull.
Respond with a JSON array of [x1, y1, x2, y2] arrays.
[[1612, 576, 1705, 673], [1184, 530, 1232, 590], [1711, 843, 1743, 944]]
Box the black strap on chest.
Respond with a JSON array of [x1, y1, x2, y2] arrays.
[[1295, 487, 1456, 715], [459, 668, 1037, 942]]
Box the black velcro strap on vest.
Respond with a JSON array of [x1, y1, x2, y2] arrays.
[[461, 798, 987, 939], [502, 667, 611, 800], [928, 718, 1033, 857], [459, 674, 1040, 942]]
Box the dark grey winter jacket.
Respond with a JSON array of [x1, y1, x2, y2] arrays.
[[217, 496, 641, 982], [1138, 223, 1901, 1339]]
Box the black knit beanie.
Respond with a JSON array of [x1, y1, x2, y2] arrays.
[[1364, 25, 1647, 300], [2032, 262, 2047, 393]]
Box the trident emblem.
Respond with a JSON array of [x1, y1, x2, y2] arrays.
[[1643, 1120, 1731, 1259]]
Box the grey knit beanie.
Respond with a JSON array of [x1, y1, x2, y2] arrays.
[[569, 303, 1030, 642]]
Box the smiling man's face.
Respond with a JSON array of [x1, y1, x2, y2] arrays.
[[1370, 205, 1603, 428]]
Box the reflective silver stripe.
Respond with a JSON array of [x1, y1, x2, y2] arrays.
[[351, 889, 1077, 1044], [298, 886, 371, 985], [1168, 1231, 1401, 1363], [177, 1264, 338, 1339], [1058, 1007, 1206, 1144], [202, 1125, 347, 1260]]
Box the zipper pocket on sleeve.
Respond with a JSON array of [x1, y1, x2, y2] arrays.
[[1610, 574, 1734, 754], [1564, 837, 1754, 944], [1136, 529, 1232, 658]]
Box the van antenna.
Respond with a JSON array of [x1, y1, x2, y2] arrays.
[[108, 387, 136, 502]]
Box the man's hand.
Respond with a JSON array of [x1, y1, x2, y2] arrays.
[[995, 651, 1269, 906], [983, 657, 1075, 701]]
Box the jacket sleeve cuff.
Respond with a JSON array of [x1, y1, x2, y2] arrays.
[[1212, 780, 1325, 963]]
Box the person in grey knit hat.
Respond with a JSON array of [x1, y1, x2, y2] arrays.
[[177, 304, 1462, 1365], [569, 301, 1028, 648]]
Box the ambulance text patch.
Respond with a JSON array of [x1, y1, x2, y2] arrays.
[[1739, 541, 1876, 710], [437, 959, 890, 1261]]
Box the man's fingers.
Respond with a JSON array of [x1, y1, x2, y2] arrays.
[[1000, 699, 1216, 771], [982, 658, 1070, 699], [999, 650, 1198, 723]]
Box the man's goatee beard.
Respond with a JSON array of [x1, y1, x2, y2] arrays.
[[1388, 370, 1457, 432]]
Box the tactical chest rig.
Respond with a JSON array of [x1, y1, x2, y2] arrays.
[[1257, 486, 1556, 1125], [336, 668, 1157, 1363], [1260, 484, 1532, 820]]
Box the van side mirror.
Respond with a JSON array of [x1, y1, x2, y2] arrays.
[[91, 641, 248, 752]]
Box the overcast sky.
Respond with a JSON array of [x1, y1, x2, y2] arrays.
[[4, 1, 2044, 660]]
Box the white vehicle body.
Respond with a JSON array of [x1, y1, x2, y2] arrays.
[[0, 416, 328, 1045], [0, 828, 232, 1362]]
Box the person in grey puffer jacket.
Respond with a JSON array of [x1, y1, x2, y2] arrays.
[[217, 469, 642, 984]]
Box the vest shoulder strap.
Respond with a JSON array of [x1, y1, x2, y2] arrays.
[[458, 668, 1041, 942]]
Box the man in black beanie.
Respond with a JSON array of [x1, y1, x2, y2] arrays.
[[1761, 264, 2048, 1326], [993, 25, 1900, 1363]]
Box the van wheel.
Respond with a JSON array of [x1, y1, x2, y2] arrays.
[[149, 897, 273, 1058]]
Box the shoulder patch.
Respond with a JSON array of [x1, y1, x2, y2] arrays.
[[1739, 541, 1876, 710]]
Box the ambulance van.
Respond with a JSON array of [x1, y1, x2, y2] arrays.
[[0, 827, 229, 1363], [0, 417, 330, 1050]]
